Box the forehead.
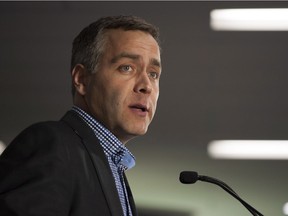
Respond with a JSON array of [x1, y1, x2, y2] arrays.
[[103, 29, 160, 57]]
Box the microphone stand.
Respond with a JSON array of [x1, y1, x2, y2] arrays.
[[179, 171, 264, 216], [198, 175, 263, 216]]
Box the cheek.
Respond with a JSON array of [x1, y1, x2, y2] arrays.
[[88, 82, 108, 111], [153, 89, 160, 105], [151, 93, 159, 114], [109, 89, 127, 111]]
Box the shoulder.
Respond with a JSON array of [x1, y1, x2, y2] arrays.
[[12, 120, 72, 145], [22, 120, 71, 136], [1, 120, 79, 161]]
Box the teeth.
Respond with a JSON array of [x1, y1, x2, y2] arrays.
[[136, 107, 145, 111], [131, 105, 147, 112]]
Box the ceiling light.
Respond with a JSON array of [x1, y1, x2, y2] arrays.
[[208, 140, 288, 160], [283, 202, 288, 215], [210, 8, 288, 31], [0, 140, 6, 155]]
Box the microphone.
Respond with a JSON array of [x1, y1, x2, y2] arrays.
[[179, 171, 264, 216]]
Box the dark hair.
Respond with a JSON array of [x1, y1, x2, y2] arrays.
[[71, 15, 160, 96]]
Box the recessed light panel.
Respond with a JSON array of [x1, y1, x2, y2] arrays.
[[208, 140, 288, 160], [210, 9, 288, 31]]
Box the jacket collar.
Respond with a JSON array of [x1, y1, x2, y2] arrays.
[[61, 110, 124, 216]]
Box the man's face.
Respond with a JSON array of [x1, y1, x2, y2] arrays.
[[84, 29, 161, 144]]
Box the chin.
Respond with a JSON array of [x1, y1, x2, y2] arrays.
[[135, 128, 149, 136], [121, 121, 151, 140], [128, 128, 148, 137]]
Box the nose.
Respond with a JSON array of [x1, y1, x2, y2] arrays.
[[134, 72, 152, 94]]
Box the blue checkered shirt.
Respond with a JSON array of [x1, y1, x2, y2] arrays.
[[72, 106, 135, 216]]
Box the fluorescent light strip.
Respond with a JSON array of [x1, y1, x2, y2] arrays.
[[208, 140, 288, 160], [210, 8, 288, 31], [0, 140, 6, 155], [283, 202, 288, 215]]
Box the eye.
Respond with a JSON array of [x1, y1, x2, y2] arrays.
[[149, 71, 160, 79], [119, 65, 133, 73]]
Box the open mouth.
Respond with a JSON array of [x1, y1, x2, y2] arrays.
[[130, 104, 148, 112]]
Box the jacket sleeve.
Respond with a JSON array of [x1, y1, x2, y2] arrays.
[[0, 122, 74, 216]]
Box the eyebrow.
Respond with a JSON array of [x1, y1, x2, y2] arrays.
[[111, 52, 139, 64], [150, 58, 161, 68], [110, 52, 161, 68]]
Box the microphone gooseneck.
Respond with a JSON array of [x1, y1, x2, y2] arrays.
[[179, 171, 264, 216]]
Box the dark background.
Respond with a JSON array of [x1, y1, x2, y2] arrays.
[[1, 2, 288, 215]]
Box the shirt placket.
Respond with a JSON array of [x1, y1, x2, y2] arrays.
[[118, 165, 132, 216]]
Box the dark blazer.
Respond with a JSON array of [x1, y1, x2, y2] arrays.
[[0, 111, 137, 216]]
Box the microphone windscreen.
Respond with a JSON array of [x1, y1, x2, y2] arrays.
[[179, 171, 199, 184]]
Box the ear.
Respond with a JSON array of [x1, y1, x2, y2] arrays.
[[72, 64, 89, 96]]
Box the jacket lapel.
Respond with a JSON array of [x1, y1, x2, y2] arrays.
[[124, 174, 138, 216], [61, 111, 123, 216]]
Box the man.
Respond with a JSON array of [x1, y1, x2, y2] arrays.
[[0, 15, 161, 216]]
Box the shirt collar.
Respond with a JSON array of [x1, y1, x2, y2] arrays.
[[72, 106, 135, 170]]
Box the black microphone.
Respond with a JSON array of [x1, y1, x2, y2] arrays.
[[179, 171, 264, 216]]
